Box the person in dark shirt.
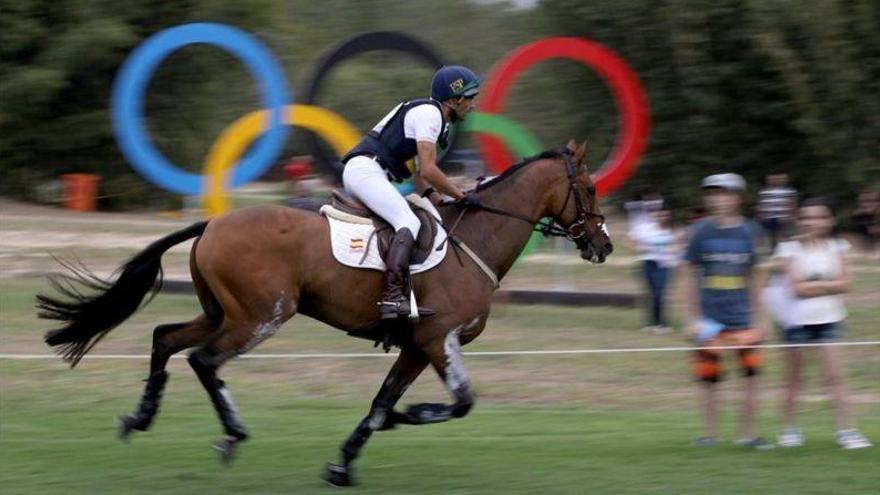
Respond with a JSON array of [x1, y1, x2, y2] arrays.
[[683, 173, 771, 449]]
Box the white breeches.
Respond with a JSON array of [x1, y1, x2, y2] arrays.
[[342, 156, 421, 234]]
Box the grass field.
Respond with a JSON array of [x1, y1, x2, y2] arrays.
[[2, 278, 878, 494], [1, 204, 879, 493]]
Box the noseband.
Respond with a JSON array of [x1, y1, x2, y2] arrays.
[[540, 151, 606, 243]]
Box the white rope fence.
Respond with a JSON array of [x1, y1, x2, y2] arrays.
[[2, 340, 879, 360]]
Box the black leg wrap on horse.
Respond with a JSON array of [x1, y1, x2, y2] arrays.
[[451, 385, 475, 418], [127, 370, 168, 429], [340, 401, 392, 465], [214, 380, 249, 440], [119, 370, 169, 438], [187, 352, 249, 441], [404, 403, 453, 424], [341, 420, 373, 466], [378, 409, 409, 430], [401, 386, 473, 425]]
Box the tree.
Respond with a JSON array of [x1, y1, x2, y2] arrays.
[[0, 0, 279, 208]]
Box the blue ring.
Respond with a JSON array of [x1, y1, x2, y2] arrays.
[[111, 23, 290, 195]]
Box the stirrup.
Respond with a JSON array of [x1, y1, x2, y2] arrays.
[[378, 300, 408, 319], [378, 300, 435, 320]]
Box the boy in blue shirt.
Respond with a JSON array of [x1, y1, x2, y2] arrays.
[[684, 173, 771, 449]]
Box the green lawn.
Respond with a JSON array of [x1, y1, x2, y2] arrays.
[[2, 381, 877, 495], [2, 277, 878, 494]]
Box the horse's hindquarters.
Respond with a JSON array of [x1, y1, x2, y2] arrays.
[[193, 205, 386, 331]]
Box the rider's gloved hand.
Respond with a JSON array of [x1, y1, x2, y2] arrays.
[[459, 191, 481, 207]]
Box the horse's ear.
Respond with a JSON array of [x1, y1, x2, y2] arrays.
[[566, 139, 577, 154], [574, 140, 589, 165]]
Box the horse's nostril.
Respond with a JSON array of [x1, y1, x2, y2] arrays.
[[604, 243, 614, 254]]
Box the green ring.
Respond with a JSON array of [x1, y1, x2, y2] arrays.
[[462, 112, 546, 260]]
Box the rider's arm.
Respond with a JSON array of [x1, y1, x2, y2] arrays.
[[415, 141, 465, 201], [412, 173, 440, 204]]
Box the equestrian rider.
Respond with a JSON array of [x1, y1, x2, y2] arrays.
[[341, 65, 480, 320]]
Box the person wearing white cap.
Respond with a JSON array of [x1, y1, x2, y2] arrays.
[[683, 173, 771, 449]]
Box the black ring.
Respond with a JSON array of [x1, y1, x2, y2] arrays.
[[302, 31, 455, 178]]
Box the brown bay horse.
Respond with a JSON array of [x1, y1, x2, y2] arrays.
[[38, 140, 613, 486]]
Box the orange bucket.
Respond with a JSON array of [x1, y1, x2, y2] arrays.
[[61, 174, 100, 211]]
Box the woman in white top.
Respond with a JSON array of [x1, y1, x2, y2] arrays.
[[633, 206, 681, 333], [774, 198, 871, 449]]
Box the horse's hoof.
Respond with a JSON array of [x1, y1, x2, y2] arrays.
[[213, 437, 239, 465], [117, 415, 138, 442], [324, 463, 355, 487]]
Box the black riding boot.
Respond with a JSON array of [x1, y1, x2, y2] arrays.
[[378, 228, 433, 319]]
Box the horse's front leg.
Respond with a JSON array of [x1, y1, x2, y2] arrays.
[[402, 320, 479, 425], [325, 347, 428, 487]]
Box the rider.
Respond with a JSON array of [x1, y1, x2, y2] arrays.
[[341, 65, 480, 320]]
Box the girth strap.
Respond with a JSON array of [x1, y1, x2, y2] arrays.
[[447, 234, 499, 289]]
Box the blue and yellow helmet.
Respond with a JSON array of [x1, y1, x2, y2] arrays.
[[431, 65, 480, 102]]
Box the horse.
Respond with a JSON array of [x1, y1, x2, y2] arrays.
[[38, 139, 613, 486]]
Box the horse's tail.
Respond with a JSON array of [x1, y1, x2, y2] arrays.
[[39, 221, 209, 367]]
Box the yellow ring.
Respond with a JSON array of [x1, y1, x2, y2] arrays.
[[202, 104, 361, 216]]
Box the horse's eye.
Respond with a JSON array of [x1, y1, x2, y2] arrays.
[[586, 185, 596, 196]]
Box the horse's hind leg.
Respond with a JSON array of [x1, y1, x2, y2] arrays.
[[187, 309, 292, 463], [325, 348, 429, 487], [119, 314, 218, 440]]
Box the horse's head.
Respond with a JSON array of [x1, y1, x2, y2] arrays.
[[543, 139, 614, 263]]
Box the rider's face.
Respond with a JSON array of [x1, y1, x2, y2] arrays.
[[451, 95, 477, 120]]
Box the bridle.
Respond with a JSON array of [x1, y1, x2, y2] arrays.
[[539, 150, 606, 245], [442, 149, 607, 247]]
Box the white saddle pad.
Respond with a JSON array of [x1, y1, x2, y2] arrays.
[[319, 194, 448, 274]]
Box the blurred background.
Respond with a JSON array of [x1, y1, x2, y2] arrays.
[[1, 1, 878, 493], [3, 0, 878, 211]]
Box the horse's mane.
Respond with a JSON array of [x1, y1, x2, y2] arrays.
[[474, 148, 568, 192]]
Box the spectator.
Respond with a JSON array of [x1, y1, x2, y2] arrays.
[[851, 189, 879, 258], [683, 173, 771, 450], [687, 205, 707, 225], [633, 206, 681, 334], [625, 188, 664, 244], [757, 173, 797, 251], [774, 198, 872, 449]]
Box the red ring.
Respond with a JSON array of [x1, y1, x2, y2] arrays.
[[477, 37, 651, 197]]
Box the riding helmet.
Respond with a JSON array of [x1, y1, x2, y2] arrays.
[[431, 65, 481, 101]]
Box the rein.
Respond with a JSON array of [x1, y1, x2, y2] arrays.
[[433, 150, 607, 287], [440, 151, 606, 242]]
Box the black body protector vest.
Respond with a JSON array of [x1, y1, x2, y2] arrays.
[[342, 98, 449, 182]]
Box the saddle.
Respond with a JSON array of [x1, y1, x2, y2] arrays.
[[329, 190, 440, 265]]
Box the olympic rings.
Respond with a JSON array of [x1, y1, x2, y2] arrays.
[[301, 31, 453, 174], [111, 23, 290, 195], [462, 112, 542, 159], [462, 112, 544, 258], [111, 26, 651, 220], [476, 37, 651, 197], [203, 104, 361, 216]]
